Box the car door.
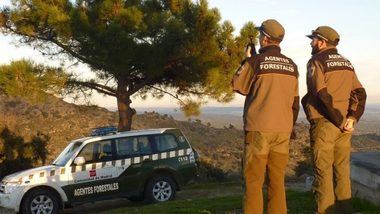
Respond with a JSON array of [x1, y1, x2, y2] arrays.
[[115, 135, 157, 197], [62, 140, 124, 203], [154, 134, 195, 184]]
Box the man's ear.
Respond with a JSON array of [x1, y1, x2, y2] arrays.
[[316, 39, 321, 49], [262, 35, 269, 45], [318, 39, 327, 49]]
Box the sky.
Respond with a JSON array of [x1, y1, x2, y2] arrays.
[[1, 0, 380, 110]]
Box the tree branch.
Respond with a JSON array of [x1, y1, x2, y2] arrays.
[[178, 87, 206, 96], [68, 80, 117, 97], [129, 77, 159, 95], [3, 25, 104, 70], [146, 84, 185, 105]]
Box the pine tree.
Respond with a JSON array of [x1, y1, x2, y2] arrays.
[[1, 0, 257, 131], [0, 60, 67, 103]]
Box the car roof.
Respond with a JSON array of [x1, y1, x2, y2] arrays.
[[79, 128, 177, 144]]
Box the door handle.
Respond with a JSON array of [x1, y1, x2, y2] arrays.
[[133, 158, 152, 167]]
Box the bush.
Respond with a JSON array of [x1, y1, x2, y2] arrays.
[[0, 127, 49, 179], [197, 159, 229, 182]]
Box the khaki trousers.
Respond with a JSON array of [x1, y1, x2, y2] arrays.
[[243, 131, 290, 214], [310, 118, 353, 214]]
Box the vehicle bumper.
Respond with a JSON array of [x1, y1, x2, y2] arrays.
[[0, 189, 22, 212], [181, 164, 199, 185], [195, 162, 200, 179]]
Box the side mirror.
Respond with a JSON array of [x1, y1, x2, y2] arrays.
[[74, 156, 86, 166]]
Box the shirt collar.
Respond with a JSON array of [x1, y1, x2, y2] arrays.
[[259, 45, 281, 54], [315, 47, 337, 55]]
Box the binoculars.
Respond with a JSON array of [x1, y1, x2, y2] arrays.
[[247, 43, 257, 57]]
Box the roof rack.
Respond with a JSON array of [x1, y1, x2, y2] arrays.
[[90, 126, 118, 136]]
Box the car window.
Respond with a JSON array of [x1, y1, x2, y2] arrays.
[[154, 134, 179, 152], [53, 141, 83, 166], [77, 140, 113, 164], [115, 136, 152, 159]]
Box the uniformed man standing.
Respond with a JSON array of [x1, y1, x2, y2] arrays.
[[232, 19, 299, 214], [303, 26, 367, 214]]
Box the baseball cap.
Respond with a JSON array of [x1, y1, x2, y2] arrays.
[[256, 19, 285, 42], [306, 26, 340, 45]]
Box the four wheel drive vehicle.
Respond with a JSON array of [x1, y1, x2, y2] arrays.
[[0, 128, 199, 214]]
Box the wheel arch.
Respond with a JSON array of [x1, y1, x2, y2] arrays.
[[145, 168, 181, 191], [19, 185, 66, 211]]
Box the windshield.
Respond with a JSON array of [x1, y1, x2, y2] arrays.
[[53, 141, 83, 166]]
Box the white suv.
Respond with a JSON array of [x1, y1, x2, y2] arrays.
[[0, 128, 198, 214]]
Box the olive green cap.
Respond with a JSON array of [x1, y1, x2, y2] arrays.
[[256, 19, 285, 42], [306, 26, 340, 45]]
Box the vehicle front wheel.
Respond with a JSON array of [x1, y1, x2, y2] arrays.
[[21, 189, 60, 214], [144, 175, 176, 203]]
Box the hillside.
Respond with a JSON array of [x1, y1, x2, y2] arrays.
[[0, 94, 379, 181]]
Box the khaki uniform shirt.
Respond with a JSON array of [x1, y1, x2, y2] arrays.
[[232, 45, 299, 133], [302, 47, 367, 128]]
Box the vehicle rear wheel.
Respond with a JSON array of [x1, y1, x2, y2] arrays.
[[21, 189, 60, 214], [144, 174, 176, 203]]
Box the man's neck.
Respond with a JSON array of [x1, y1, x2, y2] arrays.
[[260, 43, 279, 49], [318, 46, 336, 53]]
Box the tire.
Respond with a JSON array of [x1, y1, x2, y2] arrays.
[[21, 189, 60, 214], [144, 174, 176, 203]]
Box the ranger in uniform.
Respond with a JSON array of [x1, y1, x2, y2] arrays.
[[232, 19, 299, 214], [303, 26, 367, 214]]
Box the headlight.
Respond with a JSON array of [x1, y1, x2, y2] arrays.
[[1, 180, 22, 194], [3, 181, 22, 185]]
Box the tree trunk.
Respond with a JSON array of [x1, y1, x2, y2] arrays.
[[116, 94, 136, 131]]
